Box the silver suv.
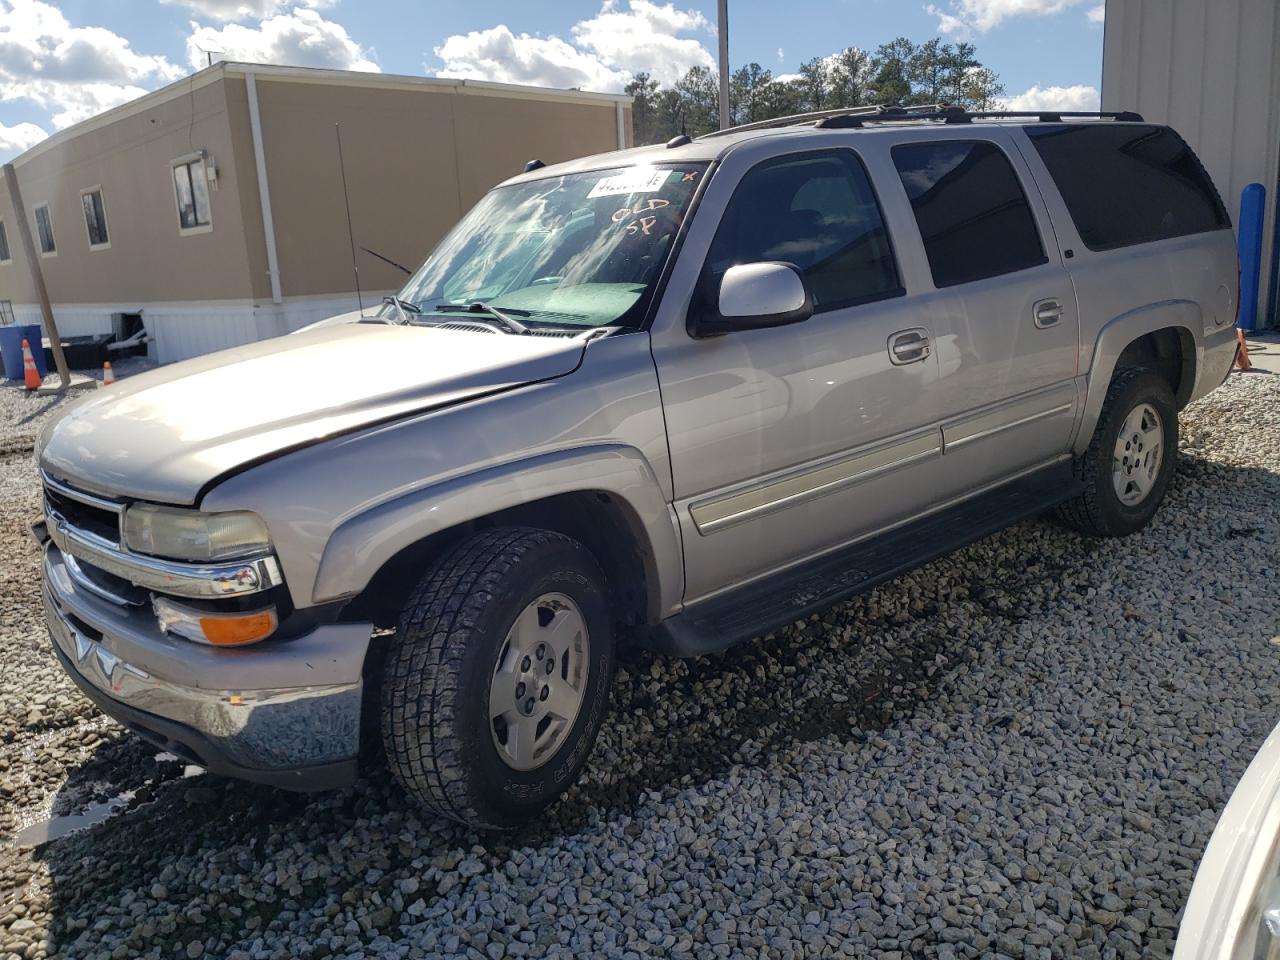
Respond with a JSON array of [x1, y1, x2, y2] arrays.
[[33, 107, 1239, 829]]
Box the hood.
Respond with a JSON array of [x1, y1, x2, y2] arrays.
[[40, 322, 586, 505]]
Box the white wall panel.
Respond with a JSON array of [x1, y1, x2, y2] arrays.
[[9, 290, 393, 365]]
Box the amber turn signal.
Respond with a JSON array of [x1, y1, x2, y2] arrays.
[[200, 610, 278, 646], [153, 597, 278, 647]]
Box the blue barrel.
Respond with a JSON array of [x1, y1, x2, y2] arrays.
[[1239, 183, 1265, 332], [0, 324, 48, 380]]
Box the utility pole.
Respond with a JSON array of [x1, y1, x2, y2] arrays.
[[717, 0, 730, 130], [3, 163, 70, 389]]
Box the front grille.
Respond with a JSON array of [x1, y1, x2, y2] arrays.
[[44, 483, 122, 544], [69, 555, 149, 606]]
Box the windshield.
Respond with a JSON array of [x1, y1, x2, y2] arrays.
[[396, 163, 708, 329]]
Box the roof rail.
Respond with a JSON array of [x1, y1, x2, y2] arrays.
[[814, 108, 1145, 128], [698, 103, 944, 139], [699, 105, 1144, 138]]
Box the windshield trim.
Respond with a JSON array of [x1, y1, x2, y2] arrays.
[[398, 160, 712, 334]]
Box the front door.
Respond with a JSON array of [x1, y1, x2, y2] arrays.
[[650, 146, 949, 603]]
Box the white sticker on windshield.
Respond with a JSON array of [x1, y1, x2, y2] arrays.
[[587, 168, 670, 198]]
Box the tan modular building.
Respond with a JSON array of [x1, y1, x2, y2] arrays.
[[0, 62, 632, 362], [1102, 0, 1280, 329]]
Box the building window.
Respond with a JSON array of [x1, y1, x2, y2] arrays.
[[81, 187, 109, 248], [0, 220, 10, 264], [33, 203, 56, 256], [172, 155, 212, 233], [891, 140, 1047, 289]]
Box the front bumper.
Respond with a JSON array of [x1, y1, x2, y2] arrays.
[[40, 540, 372, 791]]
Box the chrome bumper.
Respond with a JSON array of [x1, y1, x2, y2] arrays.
[[41, 541, 372, 790]]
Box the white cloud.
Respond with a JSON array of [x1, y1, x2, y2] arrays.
[[927, 0, 1089, 34], [160, 0, 333, 21], [1001, 83, 1100, 111], [776, 47, 785, 63], [433, 0, 713, 92], [0, 0, 183, 131], [186, 8, 378, 72], [570, 0, 713, 87], [0, 118, 46, 153], [434, 26, 623, 91], [1087, 3, 1105, 23]]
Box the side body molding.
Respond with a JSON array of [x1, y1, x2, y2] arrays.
[[311, 444, 684, 619], [1074, 300, 1201, 456]]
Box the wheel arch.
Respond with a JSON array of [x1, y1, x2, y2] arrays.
[[319, 444, 682, 628], [1075, 302, 1202, 456]]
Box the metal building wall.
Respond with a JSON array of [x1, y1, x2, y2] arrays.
[[1102, 0, 1280, 328]]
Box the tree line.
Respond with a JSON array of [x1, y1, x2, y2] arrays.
[[625, 37, 1006, 144]]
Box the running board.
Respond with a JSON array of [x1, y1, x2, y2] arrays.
[[647, 462, 1079, 657]]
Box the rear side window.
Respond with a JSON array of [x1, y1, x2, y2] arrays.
[[704, 150, 902, 312], [892, 140, 1047, 289], [1025, 124, 1229, 251]]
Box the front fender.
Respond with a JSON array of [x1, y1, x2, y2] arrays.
[[1074, 301, 1206, 456], [311, 444, 683, 618]]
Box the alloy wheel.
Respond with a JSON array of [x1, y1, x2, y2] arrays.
[[489, 592, 590, 771]]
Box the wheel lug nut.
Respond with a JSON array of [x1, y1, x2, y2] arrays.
[[521, 656, 531, 672], [535, 643, 546, 659], [524, 698, 536, 713], [545, 659, 555, 674], [515, 682, 526, 698], [540, 686, 549, 701]]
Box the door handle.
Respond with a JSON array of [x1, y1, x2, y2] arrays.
[[888, 328, 931, 365], [1034, 299, 1064, 328]]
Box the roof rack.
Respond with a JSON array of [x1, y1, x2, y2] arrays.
[[700, 104, 1144, 138], [814, 107, 1145, 128], [698, 103, 945, 138]]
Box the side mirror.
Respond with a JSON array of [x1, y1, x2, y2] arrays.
[[691, 262, 814, 338]]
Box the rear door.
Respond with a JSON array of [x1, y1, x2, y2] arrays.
[[884, 129, 1081, 496]]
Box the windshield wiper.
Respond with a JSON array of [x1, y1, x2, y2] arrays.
[[380, 296, 421, 325], [432, 302, 531, 335]]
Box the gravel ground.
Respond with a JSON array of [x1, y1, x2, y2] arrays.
[[0, 370, 1277, 960]]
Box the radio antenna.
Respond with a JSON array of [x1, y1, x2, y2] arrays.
[[335, 123, 363, 313]]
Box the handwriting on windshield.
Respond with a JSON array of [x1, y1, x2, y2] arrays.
[[612, 198, 670, 222]]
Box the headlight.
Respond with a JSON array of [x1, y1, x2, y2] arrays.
[[123, 505, 272, 562]]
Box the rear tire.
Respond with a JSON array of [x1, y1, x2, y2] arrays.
[[1057, 367, 1177, 537], [380, 527, 615, 830]]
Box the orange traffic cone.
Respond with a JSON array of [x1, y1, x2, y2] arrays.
[[101, 361, 115, 387], [21, 339, 41, 391], [1236, 328, 1252, 371]]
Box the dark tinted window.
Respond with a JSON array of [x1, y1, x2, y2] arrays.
[[1026, 124, 1229, 251], [892, 140, 1046, 288], [705, 150, 901, 311], [34, 205, 54, 254], [0, 221, 9, 262], [82, 189, 108, 247]]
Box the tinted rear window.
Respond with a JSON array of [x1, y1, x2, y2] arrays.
[[892, 140, 1047, 289], [1026, 124, 1229, 251]]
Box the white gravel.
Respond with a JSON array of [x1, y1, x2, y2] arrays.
[[0, 371, 1277, 960]]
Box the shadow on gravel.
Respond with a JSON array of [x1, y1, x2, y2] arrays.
[[25, 452, 1280, 957]]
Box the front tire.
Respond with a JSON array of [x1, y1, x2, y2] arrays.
[[381, 527, 615, 830], [1057, 367, 1178, 537]]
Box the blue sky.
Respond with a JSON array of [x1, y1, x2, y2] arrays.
[[0, 0, 1106, 160]]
